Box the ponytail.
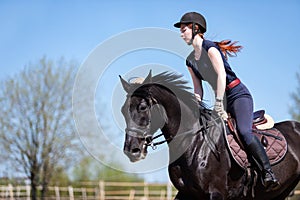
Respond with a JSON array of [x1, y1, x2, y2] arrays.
[[187, 23, 243, 59], [214, 40, 243, 60]]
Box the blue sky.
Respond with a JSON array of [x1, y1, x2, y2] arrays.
[[1, 0, 300, 182], [1, 1, 300, 120]]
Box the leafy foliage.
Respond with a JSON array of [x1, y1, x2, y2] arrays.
[[71, 156, 143, 183], [0, 57, 81, 199], [290, 70, 300, 121], [289, 67, 300, 199]]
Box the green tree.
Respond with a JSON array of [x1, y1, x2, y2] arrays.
[[96, 163, 144, 182], [49, 166, 71, 186], [0, 57, 81, 200], [72, 156, 143, 183], [290, 69, 300, 121], [289, 68, 300, 200], [72, 156, 96, 182]]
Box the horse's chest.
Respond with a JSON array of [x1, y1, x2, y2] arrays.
[[168, 161, 208, 193]]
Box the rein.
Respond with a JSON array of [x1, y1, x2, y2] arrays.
[[144, 128, 202, 150], [126, 92, 221, 159], [125, 127, 171, 150], [145, 132, 171, 150], [143, 120, 219, 160]]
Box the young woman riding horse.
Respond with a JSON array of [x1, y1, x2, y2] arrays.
[[173, 11, 279, 191]]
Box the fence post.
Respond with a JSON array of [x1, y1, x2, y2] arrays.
[[68, 186, 74, 200], [26, 185, 30, 200], [160, 190, 166, 200], [129, 189, 135, 200], [166, 182, 172, 200], [16, 186, 21, 197], [144, 182, 149, 200], [99, 181, 105, 200], [55, 186, 60, 200], [0, 185, 4, 197], [8, 184, 13, 200], [81, 188, 87, 200]]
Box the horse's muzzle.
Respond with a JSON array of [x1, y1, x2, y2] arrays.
[[123, 147, 147, 162], [123, 136, 148, 162]]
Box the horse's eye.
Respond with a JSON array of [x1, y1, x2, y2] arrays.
[[139, 103, 148, 112]]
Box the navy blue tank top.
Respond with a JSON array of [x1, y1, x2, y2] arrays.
[[186, 40, 237, 90]]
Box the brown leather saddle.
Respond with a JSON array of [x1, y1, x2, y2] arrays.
[[225, 110, 288, 169]]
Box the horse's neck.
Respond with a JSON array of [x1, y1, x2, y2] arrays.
[[167, 105, 225, 164], [155, 93, 198, 138], [157, 96, 201, 162]]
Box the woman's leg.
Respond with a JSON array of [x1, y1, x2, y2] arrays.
[[229, 96, 280, 191], [229, 96, 254, 146]]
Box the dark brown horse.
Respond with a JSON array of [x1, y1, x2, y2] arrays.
[[120, 71, 300, 200]]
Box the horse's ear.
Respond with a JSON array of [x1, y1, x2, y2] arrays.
[[143, 70, 152, 84], [119, 75, 131, 93]]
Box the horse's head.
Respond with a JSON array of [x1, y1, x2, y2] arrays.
[[119, 71, 167, 162], [120, 71, 202, 163]]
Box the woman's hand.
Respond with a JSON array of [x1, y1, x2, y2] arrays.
[[214, 98, 228, 121], [195, 93, 202, 102]]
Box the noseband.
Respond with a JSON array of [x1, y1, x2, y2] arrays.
[[125, 126, 172, 150], [125, 94, 172, 150]]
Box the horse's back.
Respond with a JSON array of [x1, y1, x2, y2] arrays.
[[275, 120, 300, 132], [270, 120, 300, 199], [274, 120, 300, 171], [275, 120, 300, 153]]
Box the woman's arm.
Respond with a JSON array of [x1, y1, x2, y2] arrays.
[[207, 47, 226, 100], [207, 47, 228, 120], [187, 67, 203, 101]]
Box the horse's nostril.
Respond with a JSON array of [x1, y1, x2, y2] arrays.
[[131, 148, 141, 154]]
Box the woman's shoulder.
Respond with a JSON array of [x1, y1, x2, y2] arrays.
[[187, 50, 195, 60], [202, 39, 218, 51]]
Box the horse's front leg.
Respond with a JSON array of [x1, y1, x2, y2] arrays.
[[174, 191, 224, 200], [174, 192, 199, 200], [209, 192, 224, 200]]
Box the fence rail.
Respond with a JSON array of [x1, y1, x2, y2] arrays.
[[0, 182, 299, 200], [0, 181, 177, 200]]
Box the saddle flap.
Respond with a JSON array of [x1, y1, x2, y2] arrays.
[[226, 128, 288, 169]]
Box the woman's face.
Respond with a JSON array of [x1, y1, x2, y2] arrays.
[[180, 24, 193, 45]]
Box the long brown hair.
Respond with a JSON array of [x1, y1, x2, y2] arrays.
[[214, 40, 243, 60], [188, 23, 243, 60]]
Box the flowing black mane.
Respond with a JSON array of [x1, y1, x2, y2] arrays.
[[128, 71, 201, 114]]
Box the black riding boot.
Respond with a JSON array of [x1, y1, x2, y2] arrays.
[[246, 137, 280, 191]]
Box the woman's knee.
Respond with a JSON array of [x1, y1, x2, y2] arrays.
[[238, 128, 254, 145]]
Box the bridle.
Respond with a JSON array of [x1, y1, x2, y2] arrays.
[[124, 94, 173, 150], [124, 92, 221, 159], [125, 94, 204, 151], [125, 127, 172, 150]]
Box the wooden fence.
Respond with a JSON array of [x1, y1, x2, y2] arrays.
[[0, 181, 299, 200], [0, 181, 177, 200]]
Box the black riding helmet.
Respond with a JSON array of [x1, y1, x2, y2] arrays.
[[174, 12, 207, 39]]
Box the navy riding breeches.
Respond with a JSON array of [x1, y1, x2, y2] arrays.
[[226, 82, 254, 145]]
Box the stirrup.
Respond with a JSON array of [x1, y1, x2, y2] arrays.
[[263, 170, 280, 191]]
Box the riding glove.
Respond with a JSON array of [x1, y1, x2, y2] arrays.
[[214, 98, 228, 121], [194, 93, 202, 102]]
